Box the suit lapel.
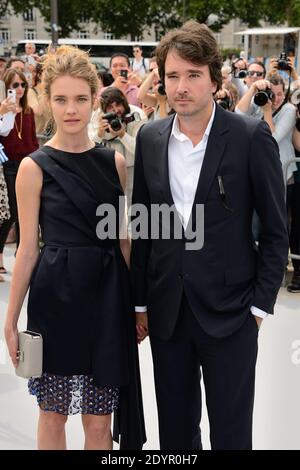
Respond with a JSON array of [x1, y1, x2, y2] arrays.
[[156, 116, 175, 206], [193, 105, 229, 205]]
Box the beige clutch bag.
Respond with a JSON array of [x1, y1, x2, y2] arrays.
[[15, 330, 43, 379]]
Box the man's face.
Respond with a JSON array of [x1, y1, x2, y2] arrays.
[[25, 43, 35, 55], [133, 47, 142, 60], [271, 83, 285, 111], [245, 64, 265, 87], [110, 56, 130, 80], [164, 50, 217, 118], [106, 101, 125, 118]]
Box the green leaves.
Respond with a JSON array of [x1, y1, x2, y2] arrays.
[[3, 0, 300, 40]]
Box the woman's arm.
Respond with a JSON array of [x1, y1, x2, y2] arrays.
[[269, 104, 296, 143], [4, 157, 43, 367], [114, 151, 131, 267], [137, 70, 158, 107]]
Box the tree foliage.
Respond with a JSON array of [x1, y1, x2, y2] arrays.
[[2, 1, 300, 39]]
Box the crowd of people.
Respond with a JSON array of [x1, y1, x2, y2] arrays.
[[0, 25, 298, 450]]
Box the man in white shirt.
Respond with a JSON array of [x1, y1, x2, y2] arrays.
[[132, 45, 149, 78], [131, 21, 288, 450]]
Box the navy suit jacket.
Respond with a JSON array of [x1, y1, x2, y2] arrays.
[[131, 105, 289, 339]]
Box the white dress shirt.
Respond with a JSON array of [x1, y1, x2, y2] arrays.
[[136, 103, 267, 319]]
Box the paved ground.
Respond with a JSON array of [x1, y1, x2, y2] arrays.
[[0, 244, 299, 450]]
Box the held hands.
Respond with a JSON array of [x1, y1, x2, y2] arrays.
[[4, 326, 19, 368], [136, 312, 149, 344]]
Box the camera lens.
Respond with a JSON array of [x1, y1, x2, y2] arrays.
[[238, 70, 247, 79], [157, 81, 166, 96], [253, 89, 273, 107], [110, 118, 122, 132]]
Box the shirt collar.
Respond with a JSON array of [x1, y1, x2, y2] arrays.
[[171, 101, 216, 143]]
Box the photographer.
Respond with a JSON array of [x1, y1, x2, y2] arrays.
[[89, 87, 146, 205], [232, 59, 266, 100], [237, 74, 297, 182], [267, 53, 298, 82], [214, 85, 238, 112], [137, 57, 170, 120], [286, 82, 300, 293]]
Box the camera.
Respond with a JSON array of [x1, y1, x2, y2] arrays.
[[103, 111, 140, 132], [157, 80, 166, 96], [291, 87, 300, 131], [102, 112, 122, 131], [277, 52, 290, 71], [123, 111, 141, 125], [232, 59, 248, 79], [253, 87, 274, 106], [120, 69, 128, 80], [290, 89, 300, 111], [234, 69, 248, 79]]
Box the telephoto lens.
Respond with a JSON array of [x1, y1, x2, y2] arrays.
[[253, 88, 273, 106]]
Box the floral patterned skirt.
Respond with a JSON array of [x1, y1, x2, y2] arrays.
[[28, 373, 119, 415]]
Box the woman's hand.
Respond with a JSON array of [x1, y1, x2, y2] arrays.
[[4, 325, 19, 368], [136, 312, 149, 344], [0, 97, 17, 115]]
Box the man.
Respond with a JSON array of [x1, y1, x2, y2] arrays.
[[89, 87, 146, 206], [108, 53, 141, 106], [232, 59, 266, 106], [131, 21, 288, 450], [132, 45, 149, 78]]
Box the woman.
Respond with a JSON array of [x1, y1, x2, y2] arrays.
[[0, 68, 38, 274], [0, 95, 17, 282], [27, 62, 52, 143], [4, 46, 145, 450]]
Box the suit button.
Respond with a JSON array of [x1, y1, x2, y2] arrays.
[[178, 274, 183, 280]]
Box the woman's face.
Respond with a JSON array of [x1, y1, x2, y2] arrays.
[[271, 83, 285, 111], [49, 75, 94, 136], [9, 73, 26, 102]]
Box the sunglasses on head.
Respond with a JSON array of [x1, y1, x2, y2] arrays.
[[248, 71, 264, 77], [11, 82, 26, 89]]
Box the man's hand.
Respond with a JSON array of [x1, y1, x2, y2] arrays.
[[112, 75, 128, 93], [136, 312, 149, 344], [128, 71, 142, 87], [98, 116, 110, 138], [108, 123, 126, 138], [254, 315, 263, 330]]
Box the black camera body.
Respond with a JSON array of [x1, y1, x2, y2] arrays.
[[291, 90, 300, 131], [103, 112, 122, 131], [157, 80, 166, 96], [277, 52, 290, 71], [123, 111, 141, 125], [103, 111, 140, 132], [234, 69, 248, 79], [254, 87, 274, 106]]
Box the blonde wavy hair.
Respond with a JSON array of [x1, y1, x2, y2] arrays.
[[42, 45, 99, 99]]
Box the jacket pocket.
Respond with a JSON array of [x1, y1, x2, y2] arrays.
[[224, 265, 255, 285]]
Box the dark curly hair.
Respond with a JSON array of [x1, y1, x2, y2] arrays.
[[100, 87, 130, 114]]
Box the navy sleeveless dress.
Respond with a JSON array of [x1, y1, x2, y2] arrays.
[[26, 144, 145, 449]]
